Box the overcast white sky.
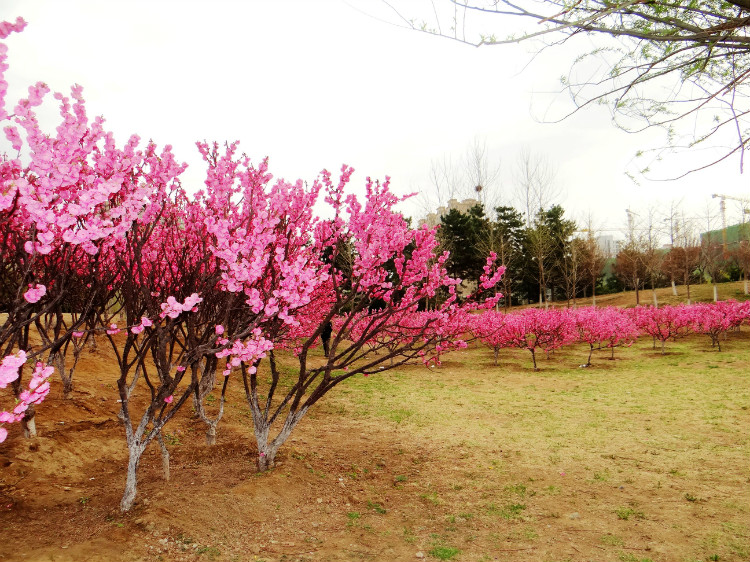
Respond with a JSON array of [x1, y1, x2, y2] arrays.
[[3, 0, 749, 239]]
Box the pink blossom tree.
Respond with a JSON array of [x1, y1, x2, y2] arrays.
[[471, 310, 507, 365], [572, 306, 639, 364], [488, 308, 575, 370], [0, 17, 507, 509], [629, 305, 693, 354], [687, 301, 750, 351], [208, 163, 504, 471]]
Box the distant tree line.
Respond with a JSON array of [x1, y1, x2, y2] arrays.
[[434, 203, 750, 307]]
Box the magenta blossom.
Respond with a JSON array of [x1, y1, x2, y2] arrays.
[[23, 284, 46, 303]]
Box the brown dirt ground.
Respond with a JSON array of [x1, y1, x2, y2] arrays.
[[1, 293, 749, 562]]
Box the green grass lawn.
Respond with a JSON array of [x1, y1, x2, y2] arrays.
[[318, 329, 750, 561]]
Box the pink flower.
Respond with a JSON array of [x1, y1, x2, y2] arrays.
[[23, 284, 46, 304], [131, 316, 153, 335], [0, 351, 27, 388], [164, 395, 173, 404], [4, 125, 22, 151], [182, 293, 202, 309], [0, 17, 27, 41], [106, 323, 120, 335], [0, 427, 7, 443], [160, 296, 182, 319], [72, 331, 85, 338], [176, 366, 186, 372], [215, 325, 225, 335]]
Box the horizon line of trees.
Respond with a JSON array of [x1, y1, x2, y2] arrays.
[[433, 202, 750, 308]]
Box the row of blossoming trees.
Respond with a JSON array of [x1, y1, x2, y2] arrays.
[[471, 301, 750, 369], [0, 19, 505, 511], [1, 18, 748, 514]]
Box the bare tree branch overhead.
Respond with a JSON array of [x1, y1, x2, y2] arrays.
[[385, 0, 750, 178]]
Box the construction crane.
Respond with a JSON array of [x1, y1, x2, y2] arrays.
[[711, 193, 750, 254]]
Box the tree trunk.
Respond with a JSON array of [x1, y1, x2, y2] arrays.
[[205, 424, 217, 446], [713, 284, 718, 302], [530, 349, 537, 370], [254, 407, 308, 472], [671, 279, 678, 296], [117, 365, 142, 422], [22, 407, 37, 439], [493, 348, 499, 366], [62, 377, 74, 400], [194, 373, 226, 446], [51, 352, 74, 399], [157, 433, 170, 481], [120, 442, 146, 512]]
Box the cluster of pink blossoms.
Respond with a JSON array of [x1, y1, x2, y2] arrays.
[[0, 351, 27, 388], [130, 316, 154, 335], [23, 283, 46, 303], [159, 293, 203, 319], [0, 355, 53, 442]]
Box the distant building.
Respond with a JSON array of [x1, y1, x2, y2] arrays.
[[419, 198, 480, 228], [595, 235, 622, 257], [418, 198, 481, 298], [700, 222, 750, 249]]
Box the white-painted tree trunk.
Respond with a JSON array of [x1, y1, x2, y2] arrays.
[[22, 413, 36, 438], [254, 407, 307, 472], [205, 424, 217, 446], [120, 442, 146, 512], [157, 433, 170, 481]]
